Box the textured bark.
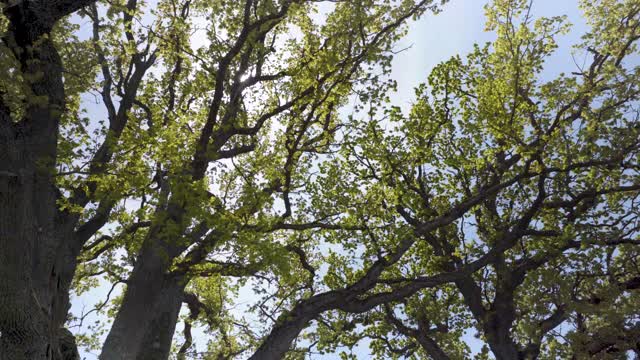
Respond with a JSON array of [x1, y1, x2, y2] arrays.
[[99, 268, 185, 360], [454, 275, 521, 360], [413, 334, 450, 360], [0, 1, 95, 358], [1, 1, 162, 356], [247, 301, 323, 360], [0, 49, 80, 360], [384, 305, 451, 360], [482, 313, 521, 360], [0, 151, 58, 359], [99, 228, 188, 360], [134, 279, 185, 360]]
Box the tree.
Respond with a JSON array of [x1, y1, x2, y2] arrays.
[[292, 0, 640, 359], [2, 1, 640, 360], [0, 0, 446, 359]]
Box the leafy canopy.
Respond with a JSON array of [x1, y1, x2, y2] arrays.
[[2, 0, 639, 359]]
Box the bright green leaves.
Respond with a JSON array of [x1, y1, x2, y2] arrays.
[[37, 0, 640, 357], [579, 0, 640, 62], [317, 0, 640, 358], [52, 1, 457, 356]]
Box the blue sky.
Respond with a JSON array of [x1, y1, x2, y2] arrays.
[[71, 0, 591, 358]]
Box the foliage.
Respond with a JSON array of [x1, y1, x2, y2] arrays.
[[1, 0, 639, 359]]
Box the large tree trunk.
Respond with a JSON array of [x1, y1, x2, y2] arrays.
[[0, 16, 79, 360], [99, 265, 185, 360], [0, 153, 59, 359], [248, 292, 342, 360], [452, 262, 523, 360], [482, 314, 521, 360], [135, 281, 186, 360], [247, 308, 315, 360], [100, 234, 187, 360], [0, 113, 80, 360], [455, 277, 522, 360]]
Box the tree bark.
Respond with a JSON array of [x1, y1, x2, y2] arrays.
[[99, 232, 187, 360], [135, 278, 185, 360], [0, 92, 80, 360], [455, 277, 522, 360], [0, 4, 82, 357], [247, 301, 321, 360], [0, 152, 58, 359]]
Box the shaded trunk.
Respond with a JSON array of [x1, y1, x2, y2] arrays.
[[454, 267, 522, 360], [456, 280, 521, 360], [100, 235, 187, 360], [0, 11, 80, 359], [0, 123, 80, 360], [100, 195, 202, 360], [414, 334, 450, 360], [135, 282, 186, 360], [0, 153, 58, 359], [0, 108, 80, 360], [248, 292, 342, 360], [482, 313, 521, 360], [247, 309, 315, 360]]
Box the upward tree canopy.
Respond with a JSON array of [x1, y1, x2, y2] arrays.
[[0, 0, 639, 359]]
